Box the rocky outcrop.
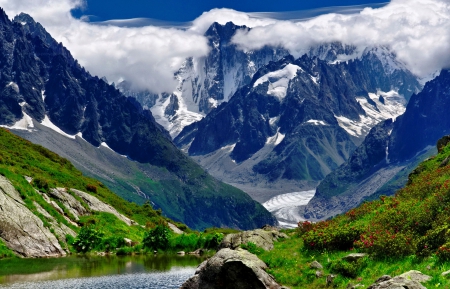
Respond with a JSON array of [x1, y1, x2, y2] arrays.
[[219, 229, 288, 251], [48, 188, 89, 221], [180, 248, 283, 289], [70, 189, 134, 226], [0, 176, 66, 258]]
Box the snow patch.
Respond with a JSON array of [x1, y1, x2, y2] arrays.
[[1, 112, 34, 131], [7, 82, 19, 93], [336, 90, 406, 138], [306, 120, 328, 126], [41, 90, 46, 101], [41, 116, 77, 139], [254, 64, 302, 100], [263, 190, 316, 228], [100, 142, 114, 152], [266, 129, 285, 146]]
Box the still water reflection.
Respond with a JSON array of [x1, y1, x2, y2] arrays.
[[0, 255, 204, 288]]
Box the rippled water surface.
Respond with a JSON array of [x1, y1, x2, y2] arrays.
[[0, 255, 203, 289]]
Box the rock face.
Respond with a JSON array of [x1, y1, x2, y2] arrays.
[[219, 229, 288, 251], [48, 188, 88, 220], [180, 248, 282, 289], [0, 176, 66, 257], [70, 189, 134, 226]]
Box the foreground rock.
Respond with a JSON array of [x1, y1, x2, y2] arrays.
[[0, 176, 66, 257], [180, 248, 282, 289], [219, 229, 288, 251], [367, 271, 430, 289]]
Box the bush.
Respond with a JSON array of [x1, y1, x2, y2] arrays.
[[86, 184, 97, 193], [329, 257, 368, 278], [100, 236, 126, 252], [32, 177, 49, 192], [72, 225, 104, 253], [143, 225, 171, 251]]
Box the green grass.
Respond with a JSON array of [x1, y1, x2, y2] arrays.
[[256, 231, 450, 288]]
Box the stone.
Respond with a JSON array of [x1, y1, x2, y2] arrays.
[[441, 270, 450, 277], [310, 260, 323, 269], [70, 189, 135, 226], [124, 238, 132, 247], [368, 275, 426, 289], [189, 249, 205, 255], [398, 270, 431, 283], [168, 222, 184, 234], [0, 176, 66, 257], [177, 251, 186, 255], [326, 274, 336, 286], [219, 229, 288, 251], [342, 253, 368, 262], [180, 248, 283, 289], [315, 271, 323, 278]]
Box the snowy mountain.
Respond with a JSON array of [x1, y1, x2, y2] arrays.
[[119, 22, 289, 137], [174, 49, 421, 201], [0, 10, 276, 230], [305, 69, 450, 221]]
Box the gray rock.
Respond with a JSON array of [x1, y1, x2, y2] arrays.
[[0, 176, 66, 257], [180, 248, 283, 289], [326, 274, 336, 286], [219, 229, 288, 251], [398, 270, 431, 283], [368, 276, 426, 289], [342, 253, 368, 262], [442, 270, 450, 277], [48, 188, 88, 221], [168, 222, 184, 234], [310, 260, 323, 269], [315, 271, 323, 278], [70, 189, 135, 226], [177, 251, 186, 255]]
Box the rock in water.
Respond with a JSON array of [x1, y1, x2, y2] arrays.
[[0, 176, 66, 257], [180, 248, 282, 289]]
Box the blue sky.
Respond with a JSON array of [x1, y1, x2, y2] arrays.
[[72, 0, 388, 22]]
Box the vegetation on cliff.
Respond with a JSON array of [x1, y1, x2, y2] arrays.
[[251, 136, 450, 288]]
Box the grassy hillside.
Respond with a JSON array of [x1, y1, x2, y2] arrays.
[[253, 137, 450, 288]]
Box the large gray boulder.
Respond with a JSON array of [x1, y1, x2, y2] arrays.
[[219, 229, 288, 251], [0, 176, 66, 257], [367, 273, 428, 289], [180, 248, 282, 289]]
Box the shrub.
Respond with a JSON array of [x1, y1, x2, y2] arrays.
[[72, 225, 104, 253], [143, 225, 171, 250], [100, 236, 126, 252], [86, 184, 97, 193], [329, 257, 368, 278], [32, 177, 49, 192], [204, 233, 224, 249]]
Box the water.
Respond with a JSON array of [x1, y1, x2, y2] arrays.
[[0, 255, 204, 289], [263, 190, 316, 228]]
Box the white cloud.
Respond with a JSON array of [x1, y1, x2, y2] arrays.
[[0, 0, 449, 93], [0, 0, 209, 93], [232, 0, 450, 78]]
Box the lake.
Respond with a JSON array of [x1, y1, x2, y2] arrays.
[[0, 254, 204, 288]]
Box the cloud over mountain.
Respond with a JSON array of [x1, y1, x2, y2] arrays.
[[1, 0, 449, 93]]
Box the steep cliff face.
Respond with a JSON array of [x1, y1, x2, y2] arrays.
[[0, 10, 275, 230], [174, 52, 420, 200], [306, 69, 450, 220]]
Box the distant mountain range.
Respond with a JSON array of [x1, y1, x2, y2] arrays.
[[127, 22, 420, 201], [0, 9, 276, 230]]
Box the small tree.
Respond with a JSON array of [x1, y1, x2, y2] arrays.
[[73, 225, 104, 253], [143, 225, 170, 251]]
